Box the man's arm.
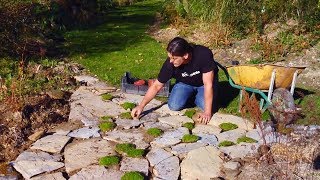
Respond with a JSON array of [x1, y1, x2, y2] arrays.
[[131, 80, 164, 118], [199, 70, 214, 124]]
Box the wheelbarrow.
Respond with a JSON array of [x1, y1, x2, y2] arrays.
[[219, 63, 306, 124]]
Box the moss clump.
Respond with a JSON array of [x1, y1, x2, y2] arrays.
[[182, 122, 195, 130], [115, 143, 136, 154], [121, 171, 144, 180], [121, 102, 136, 110], [181, 134, 199, 143], [237, 136, 258, 144], [218, 140, 236, 147], [119, 112, 133, 119], [99, 155, 120, 166], [147, 128, 163, 137], [99, 121, 116, 132], [127, 149, 145, 158], [100, 115, 113, 121], [184, 109, 196, 118], [101, 93, 113, 101], [219, 123, 238, 132]]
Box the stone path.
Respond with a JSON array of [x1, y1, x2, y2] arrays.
[[9, 75, 296, 179]]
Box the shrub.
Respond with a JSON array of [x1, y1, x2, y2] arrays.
[[237, 136, 258, 144], [183, 109, 196, 118], [101, 93, 113, 101], [218, 140, 235, 147], [182, 122, 195, 130], [100, 115, 113, 121], [126, 149, 145, 158], [99, 155, 120, 166], [182, 134, 198, 143], [219, 123, 238, 132], [115, 143, 136, 154], [119, 112, 133, 119], [147, 128, 163, 137], [99, 121, 116, 132], [121, 102, 136, 110], [121, 171, 144, 180]]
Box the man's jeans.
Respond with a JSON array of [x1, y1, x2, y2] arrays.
[[168, 77, 218, 112]]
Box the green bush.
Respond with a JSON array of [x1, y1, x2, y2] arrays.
[[121, 171, 144, 180], [147, 128, 163, 137], [121, 102, 136, 110], [99, 155, 120, 166], [182, 122, 195, 130], [99, 121, 116, 132], [100, 115, 113, 121], [218, 140, 235, 147], [236, 136, 258, 144], [119, 112, 133, 119], [183, 109, 196, 118], [101, 93, 113, 101], [126, 149, 145, 158], [181, 134, 198, 143], [115, 143, 136, 154], [219, 123, 238, 132]]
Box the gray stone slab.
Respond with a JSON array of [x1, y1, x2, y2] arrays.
[[12, 151, 64, 179], [68, 127, 100, 139], [192, 124, 221, 135], [30, 172, 65, 180], [208, 113, 254, 130], [69, 165, 123, 180], [153, 156, 180, 180], [111, 92, 162, 107], [120, 157, 149, 176], [115, 119, 142, 129], [158, 116, 193, 128], [197, 133, 219, 146], [220, 143, 258, 159], [103, 129, 149, 149], [150, 127, 189, 148], [64, 138, 116, 173], [154, 104, 185, 116], [146, 148, 173, 167], [74, 75, 99, 86], [143, 121, 173, 131], [139, 112, 161, 123], [30, 134, 71, 153], [216, 128, 247, 143], [171, 143, 207, 156]]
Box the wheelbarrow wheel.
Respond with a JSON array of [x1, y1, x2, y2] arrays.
[[268, 88, 296, 125]]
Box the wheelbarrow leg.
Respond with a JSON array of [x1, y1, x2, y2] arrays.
[[238, 89, 243, 113], [290, 70, 299, 95], [267, 70, 276, 102]]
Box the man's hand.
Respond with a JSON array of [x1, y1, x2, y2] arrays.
[[198, 112, 212, 124], [131, 105, 144, 119]]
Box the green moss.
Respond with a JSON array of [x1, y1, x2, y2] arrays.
[[99, 121, 116, 132], [147, 128, 163, 137], [115, 143, 136, 154], [101, 93, 113, 101], [184, 109, 196, 118], [219, 122, 238, 132], [100, 115, 113, 121], [99, 155, 120, 166], [181, 134, 199, 143], [119, 112, 133, 119], [236, 136, 258, 144], [218, 140, 236, 147], [121, 171, 144, 180], [127, 149, 145, 158], [121, 102, 136, 111], [182, 122, 195, 130]]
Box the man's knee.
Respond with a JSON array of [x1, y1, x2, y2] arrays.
[[168, 102, 184, 111]]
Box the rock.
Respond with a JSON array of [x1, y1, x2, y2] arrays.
[[69, 165, 123, 180], [30, 172, 65, 180], [146, 148, 173, 167], [192, 124, 221, 135], [120, 157, 149, 176], [139, 112, 160, 123], [12, 151, 63, 179], [153, 156, 180, 180], [68, 127, 100, 139], [197, 134, 219, 146], [28, 129, 45, 141], [154, 104, 185, 116], [220, 143, 258, 159], [208, 113, 254, 130], [143, 121, 173, 131], [151, 127, 189, 148], [171, 143, 207, 156], [111, 92, 161, 107], [223, 161, 241, 171], [216, 128, 247, 143], [74, 75, 99, 86], [30, 134, 71, 153], [87, 81, 117, 95], [115, 119, 142, 129], [64, 138, 116, 173], [180, 146, 223, 179], [49, 121, 82, 136], [103, 129, 149, 149], [158, 116, 194, 128], [46, 90, 65, 100]]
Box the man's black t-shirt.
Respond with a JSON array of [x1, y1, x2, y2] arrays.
[[157, 45, 218, 87]]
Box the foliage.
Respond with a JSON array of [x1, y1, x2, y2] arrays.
[[99, 155, 120, 166], [183, 109, 196, 118], [126, 149, 145, 158], [99, 121, 116, 132], [147, 128, 163, 137], [181, 134, 198, 143], [237, 136, 258, 144], [182, 122, 195, 130], [119, 112, 133, 119], [115, 143, 145, 158], [219, 122, 238, 132], [121, 102, 136, 110], [295, 92, 320, 125], [100, 115, 113, 121], [121, 171, 144, 180], [218, 140, 235, 147], [101, 93, 113, 101]]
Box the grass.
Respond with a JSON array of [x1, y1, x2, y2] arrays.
[[218, 140, 235, 147], [100, 115, 113, 121], [182, 122, 195, 130], [121, 171, 144, 180], [237, 136, 258, 144], [147, 128, 163, 137], [183, 109, 196, 118], [115, 143, 145, 158], [121, 102, 136, 110], [101, 93, 113, 101], [99, 155, 120, 166], [99, 121, 116, 132], [219, 122, 238, 132], [181, 134, 198, 143], [119, 112, 133, 119]]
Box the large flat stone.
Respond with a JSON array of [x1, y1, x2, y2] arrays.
[[192, 124, 221, 135], [115, 119, 142, 129], [143, 121, 173, 131], [103, 129, 149, 149], [12, 151, 64, 179], [68, 127, 100, 139], [146, 148, 173, 167], [154, 104, 186, 116], [171, 143, 207, 156], [64, 138, 116, 173], [69, 165, 123, 180], [120, 157, 149, 176], [30, 134, 71, 153], [216, 128, 247, 143], [111, 92, 162, 107], [180, 146, 223, 179], [158, 116, 193, 128], [31, 172, 65, 180], [220, 143, 258, 159], [74, 75, 99, 86], [153, 156, 180, 180], [151, 127, 189, 148], [139, 112, 160, 123], [197, 134, 219, 146], [208, 113, 254, 130]]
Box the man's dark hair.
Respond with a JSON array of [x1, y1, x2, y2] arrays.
[[166, 37, 193, 56]]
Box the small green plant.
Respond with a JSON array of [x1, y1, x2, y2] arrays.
[[121, 102, 136, 110], [119, 112, 133, 119], [236, 136, 258, 144], [115, 143, 136, 154], [100, 115, 113, 121], [121, 171, 144, 180], [182, 122, 195, 130], [99, 121, 116, 132], [147, 128, 163, 137], [184, 109, 196, 118], [181, 134, 199, 143], [218, 140, 236, 147], [99, 155, 120, 166], [219, 123, 238, 132], [127, 149, 145, 158], [248, 58, 263, 64], [101, 93, 113, 101]]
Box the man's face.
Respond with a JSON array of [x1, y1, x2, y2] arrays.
[[168, 53, 188, 67]]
